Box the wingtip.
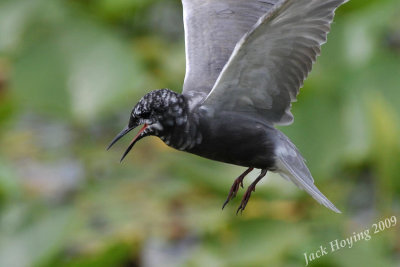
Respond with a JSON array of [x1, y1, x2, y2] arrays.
[[323, 201, 342, 214], [331, 206, 342, 214]]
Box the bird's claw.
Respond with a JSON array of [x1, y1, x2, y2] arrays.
[[235, 169, 267, 214], [222, 178, 243, 209], [222, 168, 253, 210], [236, 185, 255, 214]]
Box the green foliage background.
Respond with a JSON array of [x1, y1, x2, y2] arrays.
[[0, 0, 399, 266]]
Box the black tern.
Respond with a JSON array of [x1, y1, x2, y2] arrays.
[[108, 0, 347, 213]]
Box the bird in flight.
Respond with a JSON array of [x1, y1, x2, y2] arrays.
[[108, 0, 347, 213]]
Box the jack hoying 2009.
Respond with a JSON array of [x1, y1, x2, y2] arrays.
[[303, 216, 397, 266]]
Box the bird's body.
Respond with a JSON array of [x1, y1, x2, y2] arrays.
[[108, 0, 348, 213], [181, 107, 277, 170]]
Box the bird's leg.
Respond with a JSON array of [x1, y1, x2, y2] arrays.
[[222, 167, 254, 209], [236, 169, 268, 214]]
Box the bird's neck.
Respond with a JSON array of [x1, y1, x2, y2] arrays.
[[158, 95, 202, 151]]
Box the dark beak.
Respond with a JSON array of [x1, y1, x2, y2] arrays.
[[107, 123, 149, 162], [107, 126, 134, 151]]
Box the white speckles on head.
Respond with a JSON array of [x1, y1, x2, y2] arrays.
[[131, 88, 186, 127], [129, 88, 203, 152], [170, 96, 178, 104]]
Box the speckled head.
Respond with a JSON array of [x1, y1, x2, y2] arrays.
[[107, 89, 187, 162], [131, 88, 185, 128]]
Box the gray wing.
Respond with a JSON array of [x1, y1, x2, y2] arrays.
[[181, 0, 280, 100], [202, 0, 348, 125]]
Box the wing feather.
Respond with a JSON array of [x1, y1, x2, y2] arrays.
[[202, 0, 347, 125], [181, 0, 280, 100]]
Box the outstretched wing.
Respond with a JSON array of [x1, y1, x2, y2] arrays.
[[202, 0, 347, 125], [181, 0, 279, 100]]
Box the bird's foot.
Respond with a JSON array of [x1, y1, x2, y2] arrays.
[[236, 185, 255, 214], [236, 169, 267, 214], [222, 168, 253, 209]]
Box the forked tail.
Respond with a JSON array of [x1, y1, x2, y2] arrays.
[[274, 131, 341, 213]]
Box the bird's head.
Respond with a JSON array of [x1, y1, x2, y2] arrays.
[[107, 89, 186, 161]]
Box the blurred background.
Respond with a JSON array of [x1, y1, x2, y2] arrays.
[[0, 0, 399, 266]]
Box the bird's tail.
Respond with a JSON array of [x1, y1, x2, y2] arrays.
[[273, 130, 341, 213]]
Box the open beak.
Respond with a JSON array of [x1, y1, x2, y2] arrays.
[[107, 123, 149, 162]]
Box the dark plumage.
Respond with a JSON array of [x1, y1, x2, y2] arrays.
[[108, 0, 347, 213]]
